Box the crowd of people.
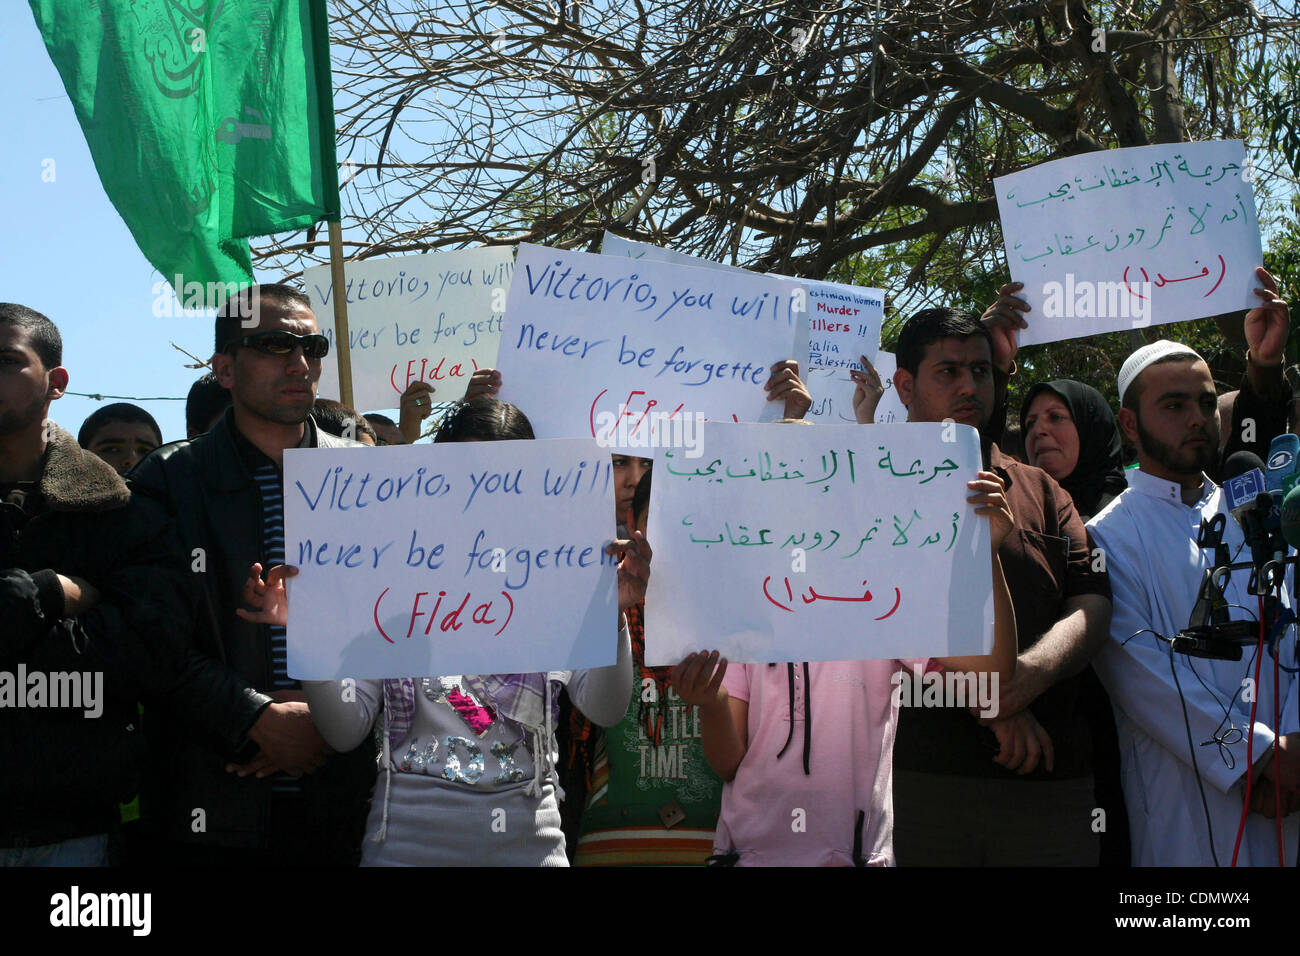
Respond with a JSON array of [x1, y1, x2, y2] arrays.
[[1, 266, 1297, 868]]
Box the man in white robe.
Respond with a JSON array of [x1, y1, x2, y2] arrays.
[[1089, 335, 1300, 866]]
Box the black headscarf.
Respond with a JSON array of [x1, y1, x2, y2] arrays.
[[1020, 379, 1127, 520]]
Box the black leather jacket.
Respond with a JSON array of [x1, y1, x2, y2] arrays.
[[129, 410, 375, 851]]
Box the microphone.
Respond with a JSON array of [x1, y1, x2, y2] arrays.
[[1282, 482, 1300, 551], [1221, 451, 1269, 544], [1266, 433, 1300, 492], [1220, 450, 1285, 595]]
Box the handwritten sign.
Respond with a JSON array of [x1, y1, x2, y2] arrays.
[[603, 232, 883, 370], [284, 439, 619, 679], [644, 422, 993, 665], [806, 351, 907, 426], [498, 243, 807, 450], [996, 140, 1262, 346], [304, 248, 515, 412]]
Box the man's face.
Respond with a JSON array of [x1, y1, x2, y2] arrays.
[[0, 324, 63, 437], [895, 336, 994, 431], [211, 300, 320, 427], [86, 421, 160, 475], [1121, 359, 1219, 481]]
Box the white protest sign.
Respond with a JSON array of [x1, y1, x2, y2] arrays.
[[284, 439, 619, 679], [304, 248, 515, 412], [799, 277, 883, 371], [806, 351, 907, 426], [601, 231, 813, 369], [644, 422, 992, 665], [997, 140, 1262, 346], [499, 243, 806, 451]]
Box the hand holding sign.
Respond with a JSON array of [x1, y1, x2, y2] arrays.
[[980, 281, 1030, 374], [398, 381, 436, 443], [235, 562, 298, 627], [849, 354, 885, 424], [607, 529, 653, 610], [764, 360, 812, 419], [1244, 267, 1290, 367], [968, 470, 1015, 551], [671, 650, 729, 711]]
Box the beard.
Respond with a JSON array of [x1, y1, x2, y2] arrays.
[[0, 390, 48, 437], [1135, 413, 1217, 477]]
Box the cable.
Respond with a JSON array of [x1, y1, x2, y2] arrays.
[[1168, 640, 1220, 867], [1230, 596, 1267, 867]]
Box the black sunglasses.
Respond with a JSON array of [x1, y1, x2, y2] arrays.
[[228, 330, 330, 359]]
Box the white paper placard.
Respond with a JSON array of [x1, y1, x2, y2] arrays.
[[644, 422, 992, 665], [806, 351, 907, 426], [304, 247, 515, 412], [603, 233, 883, 371], [284, 439, 619, 679], [996, 140, 1262, 346], [498, 243, 806, 450]]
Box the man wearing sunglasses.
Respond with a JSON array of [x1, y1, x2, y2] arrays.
[[129, 284, 374, 866]]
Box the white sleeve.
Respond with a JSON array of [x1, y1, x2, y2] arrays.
[[565, 616, 634, 727], [1089, 521, 1274, 796], [302, 679, 384, 752]]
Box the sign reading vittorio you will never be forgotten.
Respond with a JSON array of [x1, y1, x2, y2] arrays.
[[497, 243, 807, 453], [644, 422, 994, 666], [306, 247, 514, 412], [284, 439, 621, 679]]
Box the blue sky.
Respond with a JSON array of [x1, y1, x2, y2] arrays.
[[0, 4, 410, 444]]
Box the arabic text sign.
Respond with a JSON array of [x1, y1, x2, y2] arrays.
[[284, 439, 619, 679], [996, 140, 1262, 346], [806, 352, 907, 426], [644, 422, 993, 665], [500, 243, 805, 449], [305, 248, 515, 412]]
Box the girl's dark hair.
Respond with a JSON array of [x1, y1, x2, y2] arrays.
[[433, 397, 535, 443], [313, 398, 378, 443], [631, 468, 652, 524]]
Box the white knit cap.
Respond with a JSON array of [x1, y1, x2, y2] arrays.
[[1117, 339, 1205, 404]]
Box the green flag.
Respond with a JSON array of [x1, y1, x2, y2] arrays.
[[30, 0, 339, 304]]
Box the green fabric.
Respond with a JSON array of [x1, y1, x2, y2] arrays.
[[579, 684, 722, 836], [30, 0, 338, 300]]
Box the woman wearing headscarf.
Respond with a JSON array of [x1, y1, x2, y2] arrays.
[[1019, 379, 1128, 520]]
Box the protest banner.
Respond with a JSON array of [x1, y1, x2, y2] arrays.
[[284, 439, 619, 679], [602, 231, 882, 369], [304, 247, 515, 412], [498, 243, 807, 453], [644, 422, 992, 665], [996, 140, 1262, 346], [806, 351, 907, 426]]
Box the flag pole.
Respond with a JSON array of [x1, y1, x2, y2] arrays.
[[327, 219, 354, 409]]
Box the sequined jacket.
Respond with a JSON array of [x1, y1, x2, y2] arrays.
[[129, 409, 375, 852], [0, 426, 187, 847]]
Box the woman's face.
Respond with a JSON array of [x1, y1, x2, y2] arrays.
[[1024, 392, 1080, 481], [611, 455, 651, 524]]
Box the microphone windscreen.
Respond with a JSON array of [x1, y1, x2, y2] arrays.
[[1282, 484, 1300, 551], [1222, 451, 1266, 483]]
